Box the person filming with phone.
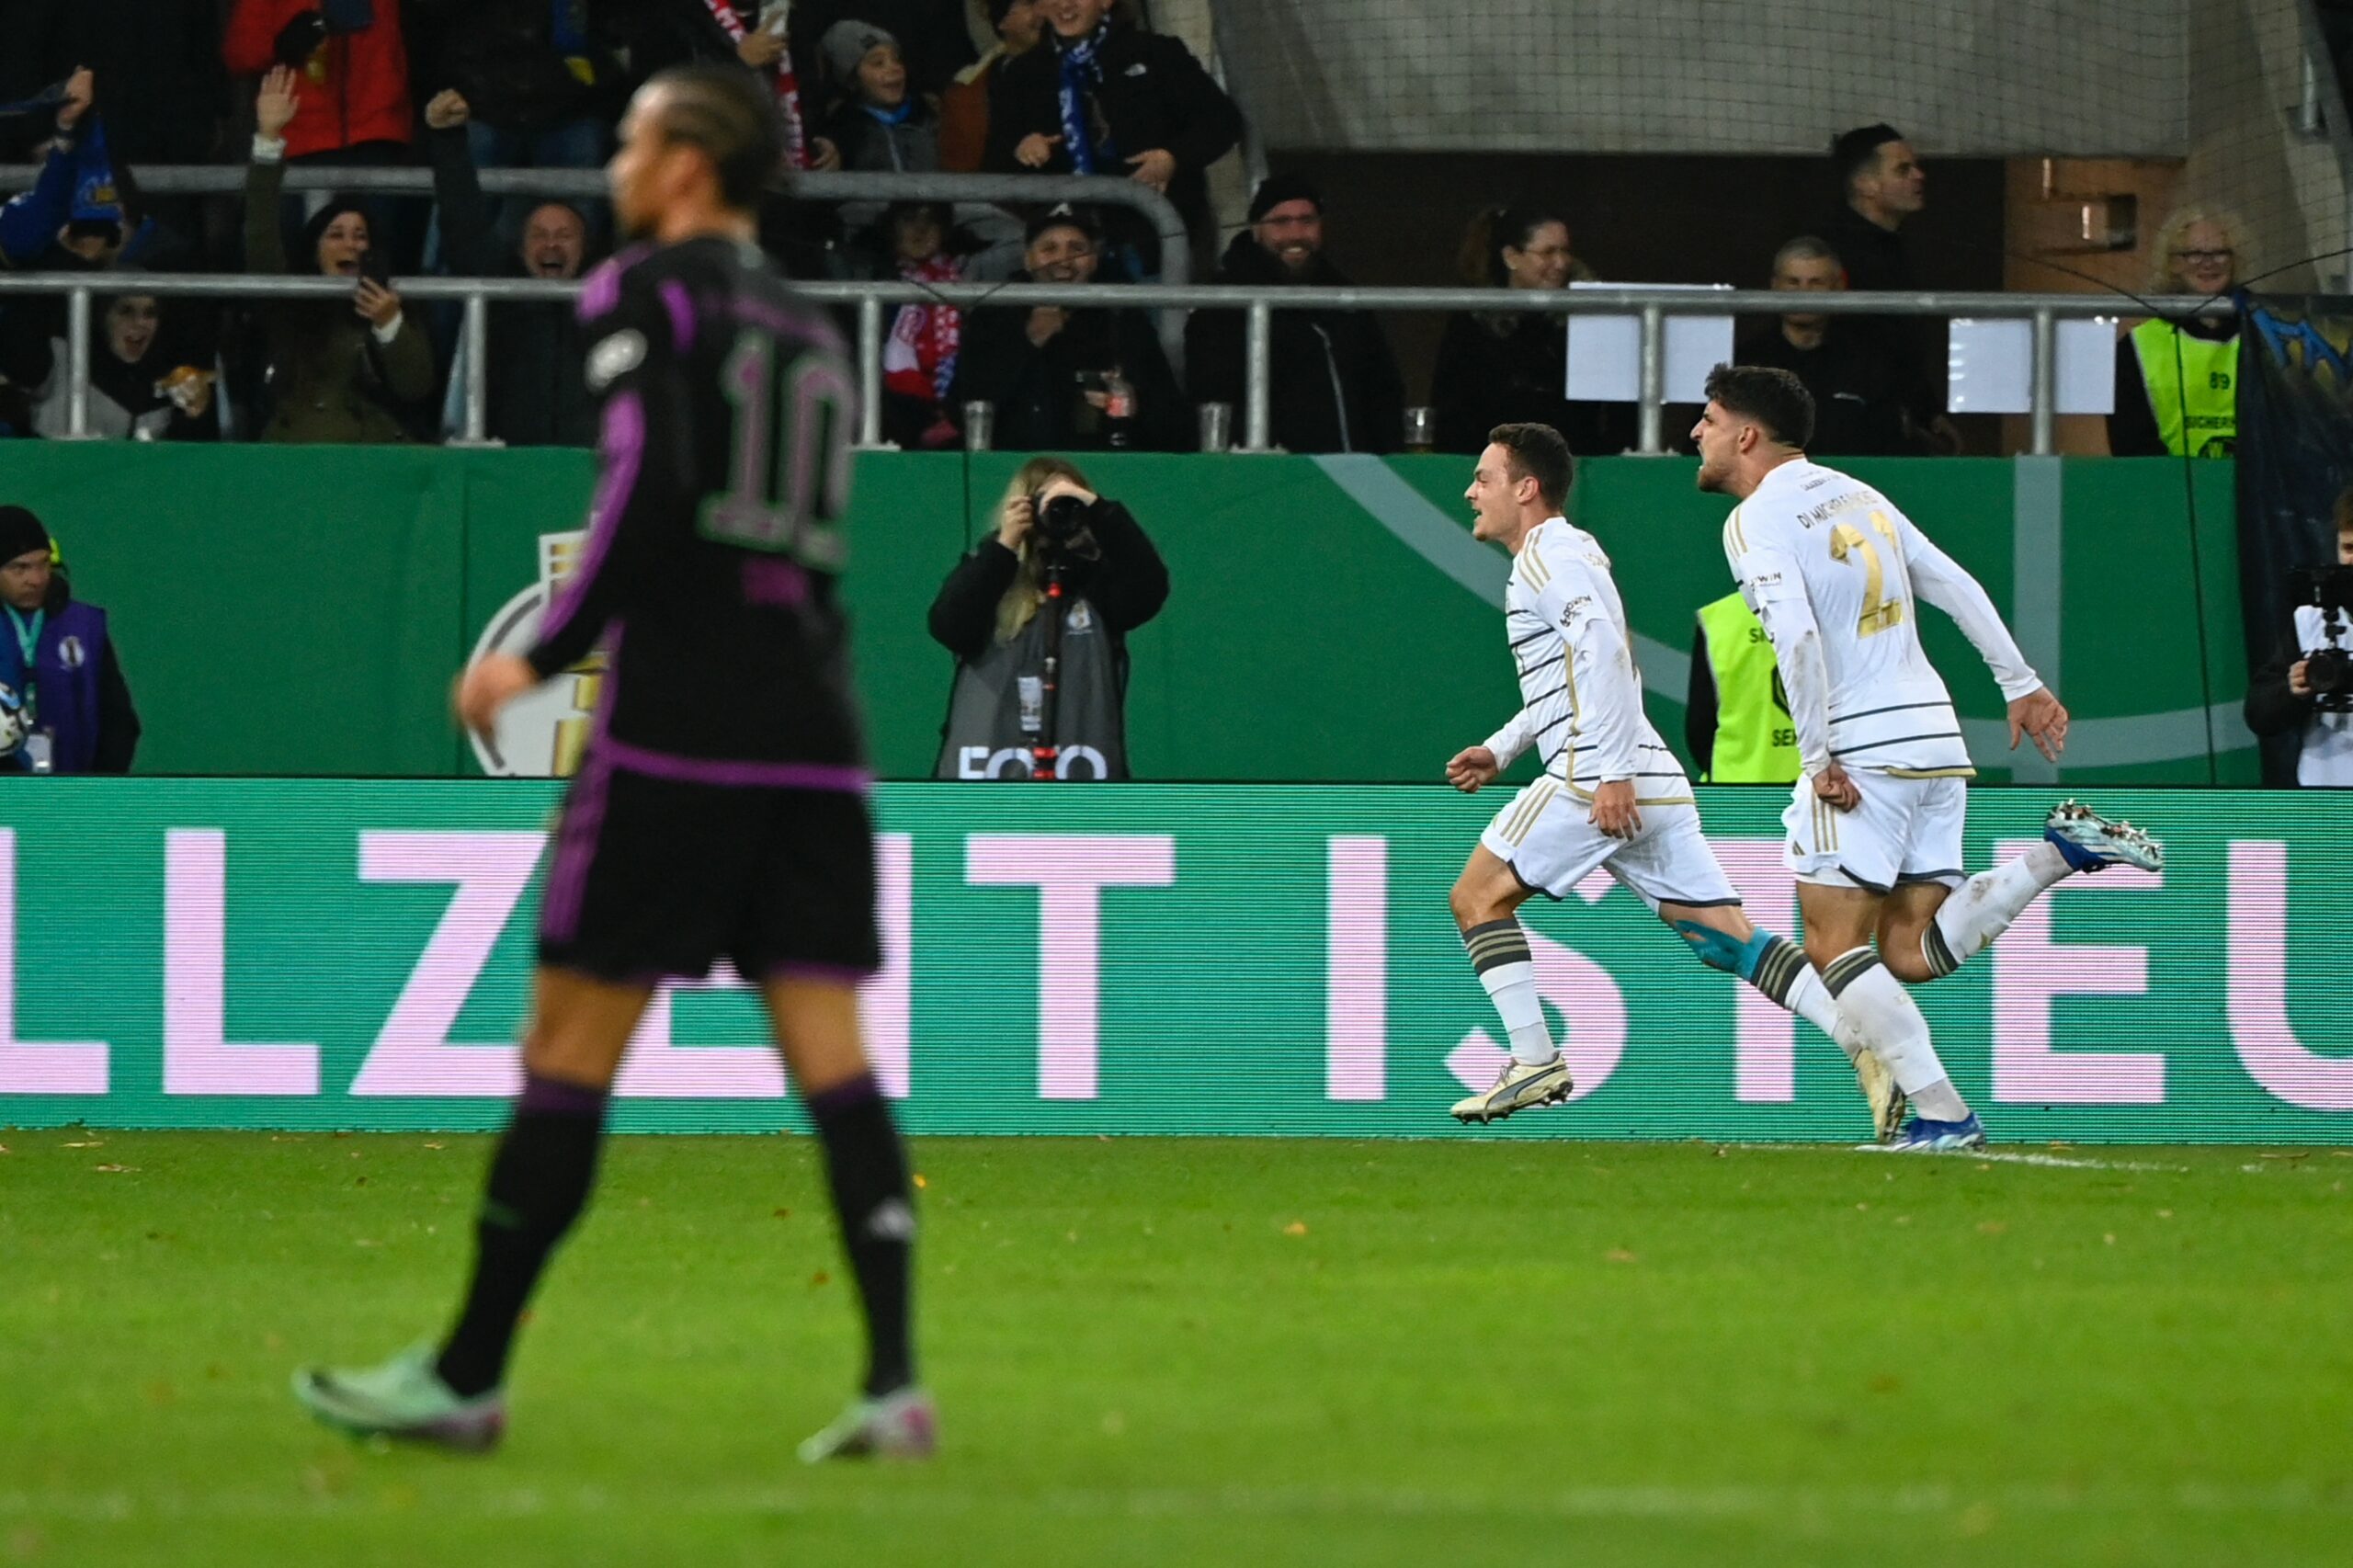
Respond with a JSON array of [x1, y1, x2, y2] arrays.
[[929, 457, 1167, 780], [240, 64, 434, 443]]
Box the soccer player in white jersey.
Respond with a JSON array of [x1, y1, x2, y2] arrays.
[[1444, 422, 1890, 1128], [1693, 365, 2162, 1153]]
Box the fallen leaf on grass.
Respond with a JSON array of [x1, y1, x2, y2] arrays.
[[1975, 1221, 2007, 1235], [2157, 1209, 2174, 1220], [93, 1164, 137, 1174], [772, 1207, 791, 1219], [1605, 1248, 1637, 1264], [423, 1142, 446, 1151], [1282, 1221, 1309, 1236], [1868, 1373, 1901, 1393], [63, 1141, 101, 1149], [912, 1173, 927, 1188], [809, 1270, 831, 1288], [2103, 1233, 2117, 1245]]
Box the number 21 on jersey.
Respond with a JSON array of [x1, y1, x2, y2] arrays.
[[700, 330, 855, 571], [1828, 510, 1904, 638]]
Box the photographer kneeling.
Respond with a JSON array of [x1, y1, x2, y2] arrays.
[[930, 459, 1169, 779], [2245, 491, 2353, 787]]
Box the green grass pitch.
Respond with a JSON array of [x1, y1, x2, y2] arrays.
[[3, 1131, 2349, 1567]]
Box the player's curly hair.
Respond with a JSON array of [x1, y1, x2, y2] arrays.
[[1702, 364, 1815, 449], [644, 64, 787, 210]]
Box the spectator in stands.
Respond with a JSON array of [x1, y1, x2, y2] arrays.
[[879, 201, 965, 449], [243, 66, 434, 443], [985, 0, 1241, 273], [939, 0, 1042, 172], [224, 0, 415, 172], [1187, 175, 1406, 454], [2109, 204, 2245, 459], [423, 90, 596, 446], [794, 0, 978, 97], [950, 205, 1186, 451], [651, 1, 841, 175], [1429, 203, 1630, 458], [15, 1, 227, 168], [411, 1, 626, 230], [1734, 236, 1914, 456], [0, 506, 139, 774], [1820, 123, 1958, 453], [822, 22, 939, 238], [30, 295, 221, 440], [928, 456, 1167, 779]]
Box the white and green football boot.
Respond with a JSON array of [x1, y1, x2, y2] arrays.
[[292, 1344, 506, 1452], [1449, 1055, 1573, 1125], [798, 1385, 938, 1463]]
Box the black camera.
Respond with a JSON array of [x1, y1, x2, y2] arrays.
[[1036, 491, 1096, 546], [2299, 565, 2353, 712]]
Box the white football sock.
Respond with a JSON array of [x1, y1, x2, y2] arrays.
[[1784, 965, 1866, 1065], [1824, 947, 1970, 1119], [1924, 842, 2073, 977], [1463, 919, 1557, 1066], [1742, 931, 1864, 1063]]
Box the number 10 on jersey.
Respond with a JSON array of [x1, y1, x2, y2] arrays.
[[700, 330, 855, 572]]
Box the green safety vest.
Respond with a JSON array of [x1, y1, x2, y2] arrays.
[[1698, 592, 1800, 784], [2130, 318, 2237, 458]]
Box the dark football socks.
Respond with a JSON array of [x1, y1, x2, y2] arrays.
[[808, 1072, 917, 1398], [435, 1073, 609, 1399]]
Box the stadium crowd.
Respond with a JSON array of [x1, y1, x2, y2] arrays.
[[0, 0, 2241, 460]]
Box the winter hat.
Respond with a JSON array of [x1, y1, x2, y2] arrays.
[[822, 20, 898, 87], [1246, 173, 1323, 223], [298, 196, 371, 270], [0, 506, 51, 565]]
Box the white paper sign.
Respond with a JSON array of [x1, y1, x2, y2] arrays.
[[1946, 317, 2118, 415], [1563, 282, 1736, 403]]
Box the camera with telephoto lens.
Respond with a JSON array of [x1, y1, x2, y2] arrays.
[[1036, 491, 1097, 550], [2301, 565, 2353, 712]]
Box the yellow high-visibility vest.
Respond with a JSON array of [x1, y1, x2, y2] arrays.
[[2130, 318, 2237, 458], [1698, 592, 1800, 784]]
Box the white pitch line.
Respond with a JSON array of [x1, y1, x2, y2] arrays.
[[1724, 1143, 2191, 1173]]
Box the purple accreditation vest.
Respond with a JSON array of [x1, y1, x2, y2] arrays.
[[0, 601, 108, 773]]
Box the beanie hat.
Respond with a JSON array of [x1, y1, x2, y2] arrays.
[[822, 20, 898, 87], [0, 506, 51, 564], [298, 196, 371, 272], [1246, 173, 1323, 223]]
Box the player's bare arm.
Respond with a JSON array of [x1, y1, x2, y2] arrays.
[[2007, 687, 2069, 760]]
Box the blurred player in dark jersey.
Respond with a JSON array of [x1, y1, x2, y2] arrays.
[[292, 64, 931, 1464]]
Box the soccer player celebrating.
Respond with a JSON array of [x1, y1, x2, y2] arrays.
[[292, 66, 931, 1461], [1445, 423, 1893, 1129], [1693, 365, 2162, 1153]]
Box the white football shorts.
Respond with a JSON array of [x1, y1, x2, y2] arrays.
[[1481, 777, 1740, 911], [1782, 771, 1968, 893]]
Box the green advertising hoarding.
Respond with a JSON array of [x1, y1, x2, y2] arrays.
[[0, 445, 2251, 783], [0, 781, 2346, 1142]]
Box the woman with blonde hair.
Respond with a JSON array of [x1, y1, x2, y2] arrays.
[[927, 456, 1169, 779], [2110, 202, 2247, 458]]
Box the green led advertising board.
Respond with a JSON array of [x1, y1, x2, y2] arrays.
[[0, 781, 2346, 1142]]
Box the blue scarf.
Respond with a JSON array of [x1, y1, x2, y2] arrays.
[[1054, 20, 1115, 175]]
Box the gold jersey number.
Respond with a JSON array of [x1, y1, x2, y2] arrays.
[[1829, 511, 1905, 638]]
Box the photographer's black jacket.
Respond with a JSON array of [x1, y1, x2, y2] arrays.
[[926, 501, 1169, 664], [2245, 631, 2315, 740]]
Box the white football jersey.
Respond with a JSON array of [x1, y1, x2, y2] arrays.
[[1723, 460, 2040, 776], [1485, 518, 1691, 801]]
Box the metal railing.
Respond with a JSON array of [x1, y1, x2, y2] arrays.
[[0, 270, 2223, 452], [0, 164, 1193, 285]]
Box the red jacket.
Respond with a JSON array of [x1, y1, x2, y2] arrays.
[[224, 0, 414, 156]]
